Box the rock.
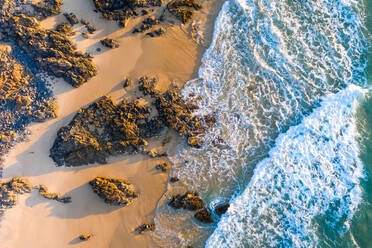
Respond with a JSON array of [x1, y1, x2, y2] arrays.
[[50, 96, 150, 166], [215, 203, 230, 216], [155, 162, 169, 172], [133, 16, 159, 33], [89, 177, 138, 206], [100, 38, 120, 48], [82, 32, 89, 39], [32, 0, 62, 19], [79, 233, 92, 241], [135, 223, 155, 234], [0, 177, 32, 209], [63, 12, 79, 25], [194, 208, 213, 223], [170, 177, 179, 183], [167, 0, 202, 24], [80, 19, 89, 25], [7, 14, 97, 87], [168, 192, 203, 211], [86, 24, 96, 34], [56, 23, 75, 35], [141, 9, 149, 16], [123, 78, 131, 88], [39, 185, 71, 203], [146, 27, 164, 37]]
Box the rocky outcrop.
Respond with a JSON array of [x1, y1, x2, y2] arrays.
[[89, 177, 138, 206], [168, 192, 203, 211], [5, 14, 97, 87], [0, 45, 56, 158], [135, 223, 155, 234], [39, 185, 71, 203], [50, 96, 155, 166], [194, 208, 213, 223], [0, 177, 32, 209], [55, 23, 75, 36], [167, 0, 201, 24]]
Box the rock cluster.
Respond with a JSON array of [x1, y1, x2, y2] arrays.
[[5, 14, 97, 87], [39, 185, 72, 203], [166, 0, 201, 24], [100, 38, 120, 48], [135, 223, 155, 234], [132, 16, 159, 33], [0, 177, 32, 209], [155, 161, 169, 172], [89, 177, 138, 206], [50, 96, 155, 166], [168, 192, 214, 223], [0, 45, 56, 158]]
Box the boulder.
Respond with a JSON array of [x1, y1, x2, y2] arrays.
[[168, 192, 203, 211], [194, 208, 213, 223], [100, 38, 120, 48], [215, 203, 230, 216]]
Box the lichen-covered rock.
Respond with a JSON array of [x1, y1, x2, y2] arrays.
[[0, 45, 56, 158], [100, 38, 120, 48], [215, 203, 229, 216], [135, 223, 155, 234], [89, 177, 138, 206], [0, 177, 32, 209], [50, 96, 151, 166], [167, 0, 201, 24], [168, 192, 203, 211], [32, 0, 62, 19], [39, 185, 71, 203], [7, 14, 97, 87]]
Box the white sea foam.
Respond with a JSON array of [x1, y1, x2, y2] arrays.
[[206, 85, 366, 247]]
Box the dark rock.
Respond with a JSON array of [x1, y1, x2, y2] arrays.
[[135, 223, 155, 234], [80, 19, 90, 25], [170, 177, 179, 183], [86, 24, 96, 34], [146, 27, 164, 37], [194, 208, 213, 223], [155, 161, 169, 172], [168, 192, 203, 211], [7, 14, 97, 87], [82, 32, 89, 39], [100, 38, 120, 48], [32, 0, 62, 19], [79, 234, 92, 241], [215, 203, 230, 216], [89, 177, 138, 205], [96, 47, 102, 52], [141, 9, 149, 16], [133, 16, 159, 33], [63, 12, 79, 25]]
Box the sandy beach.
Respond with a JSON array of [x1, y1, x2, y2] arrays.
[[0, 0, 224, 247]]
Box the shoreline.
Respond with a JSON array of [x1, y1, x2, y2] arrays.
[[0, 0, 224, 247]]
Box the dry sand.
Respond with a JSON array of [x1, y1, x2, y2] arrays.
[[0, 0, 224, 247]]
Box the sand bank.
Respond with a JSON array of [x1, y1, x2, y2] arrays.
[[0, 0, 224, 247]]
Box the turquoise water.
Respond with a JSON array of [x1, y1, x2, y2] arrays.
[[154, 0, 371, 247]]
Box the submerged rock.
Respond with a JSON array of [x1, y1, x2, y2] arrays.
[[7, 14, 97, 87], [0, 177, 32, 209], [100, 38, 120, 48], [89, 177, 138, 206], [215, 203, 230, 216], [168, 192, 204, 211], [135, 223, 155, 234], [194, 208, 213, 223]]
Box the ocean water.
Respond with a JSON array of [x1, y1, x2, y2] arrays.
[[153, 0, 371, 247]]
